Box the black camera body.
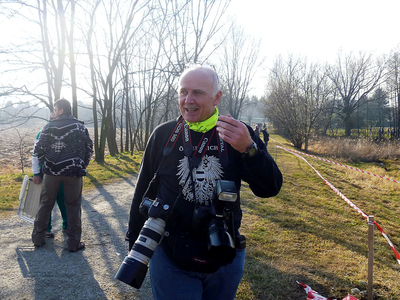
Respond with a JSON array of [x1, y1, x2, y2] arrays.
[[193, 180, 239, 265], [115, 180, 241, 289], [114, 197, 170, 289]]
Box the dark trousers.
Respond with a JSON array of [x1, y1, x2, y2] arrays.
[[32, 174, 83, 250], [47, 182, 68, 232]]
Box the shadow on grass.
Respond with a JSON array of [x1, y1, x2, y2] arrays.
[[241, 192, 389, 266], [87, 159, 139, 184], [239, 255, 340, 300]]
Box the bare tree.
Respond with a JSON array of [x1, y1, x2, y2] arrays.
[[218, 24, 263, 119], [1, 0, 233, 161], [13, 127, 33, 173], [37, 0, 66, 105], [326, 51, 385, 137], [263, 56, 305, 149], [82, 0, 103, 161], [299, 62, 332, 149], [386, 46, 400, 131], [62, 0, 78, 117], [164, 0, 231, 73], [0, 0, 78, 118], [263, 55, 331, 150], [81, 0, 148, 161], [129, 0, 232, 150]]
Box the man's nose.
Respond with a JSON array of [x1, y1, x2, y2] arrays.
[[185, 91, 195, 103]]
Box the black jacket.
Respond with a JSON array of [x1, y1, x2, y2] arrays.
[[126, 117, 282, 250]]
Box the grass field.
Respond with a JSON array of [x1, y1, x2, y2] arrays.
[[1, 138, 399, 299], [235, 136, 400, 299]]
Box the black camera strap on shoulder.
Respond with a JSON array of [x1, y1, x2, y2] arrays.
[[142, 119, 185, 208], [141, 151, 182, 227], [163, 117, 185, 157], [143, 118, 186, 201], [163, 118, 229, 169]]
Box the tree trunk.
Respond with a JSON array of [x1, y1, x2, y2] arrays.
[[68, 0, 78, 118], [304, 135, 309, 151], [344, 117, 352, 137], [125, 87, 131, 152]]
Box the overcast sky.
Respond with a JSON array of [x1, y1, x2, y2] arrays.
[[228, 0, 400, 96]]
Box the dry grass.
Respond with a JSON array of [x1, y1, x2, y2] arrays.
[[0, 126, 44, 175], [308, 136, 400, 162]]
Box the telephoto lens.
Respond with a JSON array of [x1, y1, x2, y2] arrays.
[[115, 217, 166, 288]]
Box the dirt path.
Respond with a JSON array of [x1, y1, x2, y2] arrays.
[[0, 175, 154, 300]]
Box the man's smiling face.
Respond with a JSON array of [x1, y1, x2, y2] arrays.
[[178, 68, 221, 123]]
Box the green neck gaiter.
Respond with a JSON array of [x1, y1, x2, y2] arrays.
[[186, 107, 219, 133]]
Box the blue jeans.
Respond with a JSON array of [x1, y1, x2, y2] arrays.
[[149, 246, 245, 300]]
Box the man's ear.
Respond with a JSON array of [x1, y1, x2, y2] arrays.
[[213, 90, 222, 106]]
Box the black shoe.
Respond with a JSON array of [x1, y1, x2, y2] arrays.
[[46, 232, 55, 238], [68, 242, 85, 252], [34, 241, 46, 247]]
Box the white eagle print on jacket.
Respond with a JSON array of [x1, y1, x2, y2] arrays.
[[177, 155, 223, 206]]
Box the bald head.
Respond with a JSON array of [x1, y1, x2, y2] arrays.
[[178, 65, 222, 123], [179, 65, 221, 96]]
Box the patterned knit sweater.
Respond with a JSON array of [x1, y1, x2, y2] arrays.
[[33, 114, 93, 177]]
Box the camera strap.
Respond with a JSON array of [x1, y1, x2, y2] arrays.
[[181, 120, 228, 169], [163, 117, 185, 157], [182, 123, 229, 214], [142, 118, 186, 202], [162, 118, 229, 205], [163, 117, 228, 168]]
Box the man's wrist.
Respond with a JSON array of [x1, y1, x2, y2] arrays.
[[242, 141, 258, 158]]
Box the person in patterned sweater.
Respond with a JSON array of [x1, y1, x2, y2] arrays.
[[32, 130, 68, 238], [32, 99, 93, 252]]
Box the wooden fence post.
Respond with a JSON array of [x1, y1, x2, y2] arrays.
[[368, 215, 374, 300]]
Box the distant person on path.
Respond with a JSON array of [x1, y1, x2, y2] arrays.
[[261, 127, 270, 147], [32, 99, 93, 252], [254, 125, 260, 137], [126, 65, 282, 300], [32, 130, 68, 238]]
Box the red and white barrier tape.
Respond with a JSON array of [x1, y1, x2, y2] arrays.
[[297, 281, 336, 300], [277, 146, 400, 265], [297, 281, 358, 300]]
